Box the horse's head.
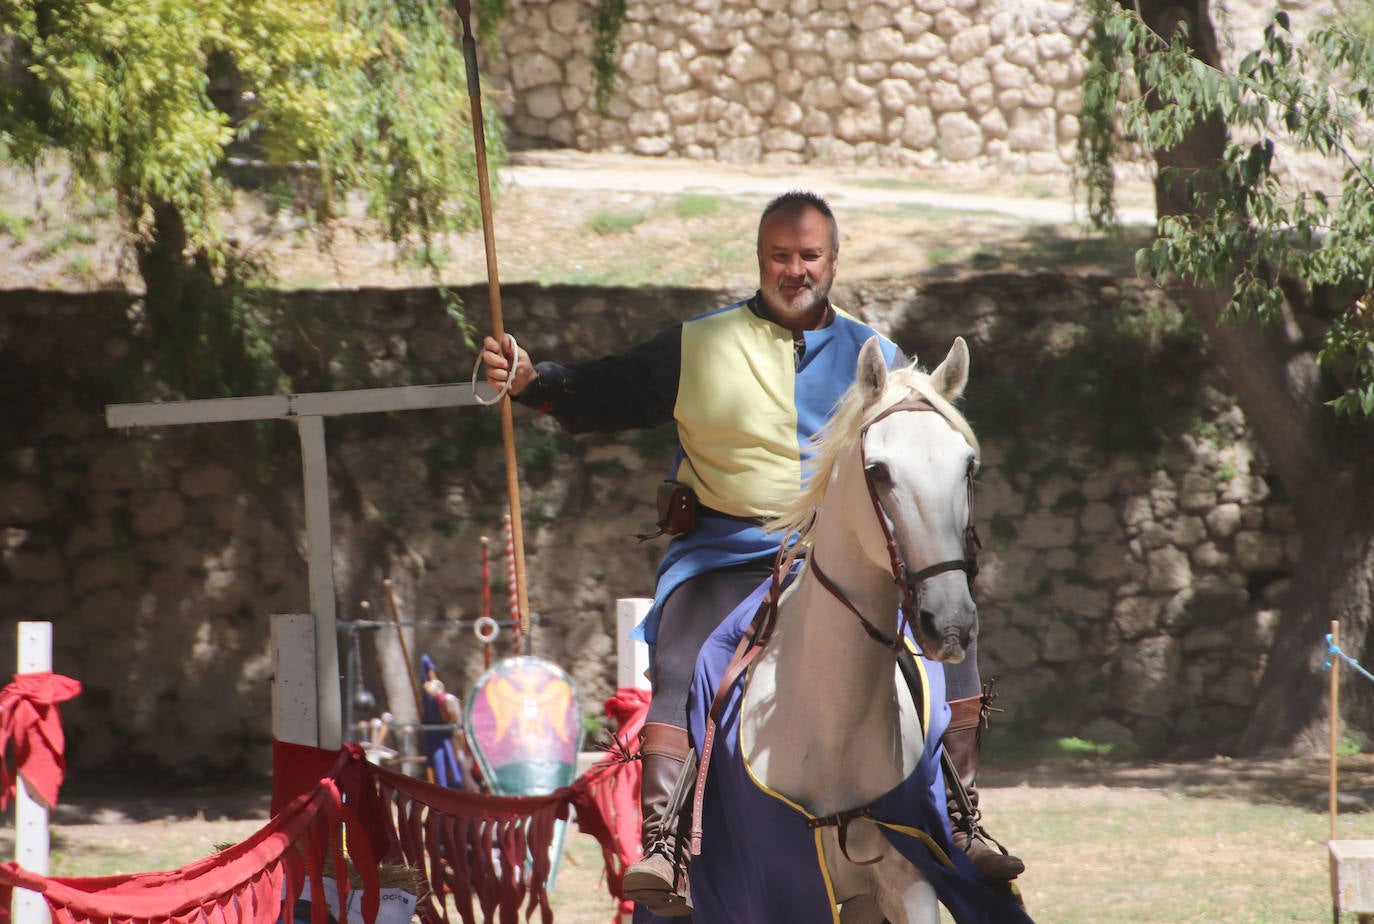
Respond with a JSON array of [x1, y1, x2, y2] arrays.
[[852, 336, 980, 663], [767, 336, 982, 662]]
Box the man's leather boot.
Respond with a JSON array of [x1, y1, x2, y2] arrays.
[[944, 693, 1026, 882], [622, 722, 694, 916]]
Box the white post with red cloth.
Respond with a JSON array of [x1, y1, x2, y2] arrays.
[[13, 621, 52, 924]]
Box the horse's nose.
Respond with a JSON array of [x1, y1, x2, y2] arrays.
[[916, 608, 967, 663]]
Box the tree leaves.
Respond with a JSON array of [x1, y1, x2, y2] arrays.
[[0, 0, 507, 397], [0, 0, 504, 270], [1078, 4, 1374, 417]]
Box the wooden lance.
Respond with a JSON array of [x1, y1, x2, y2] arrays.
[[450, 0, 531, 639]]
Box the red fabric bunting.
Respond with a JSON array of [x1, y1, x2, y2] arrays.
[[0, 671, 82, 809], [0, 732, 643, 924]]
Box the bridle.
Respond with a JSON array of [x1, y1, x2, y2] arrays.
[[808, 395, 982, 652]]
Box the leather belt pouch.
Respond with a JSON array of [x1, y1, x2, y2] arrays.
[[656, 480, 697, 538]]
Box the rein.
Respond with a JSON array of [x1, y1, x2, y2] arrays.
[[687, 394, 982, 863]]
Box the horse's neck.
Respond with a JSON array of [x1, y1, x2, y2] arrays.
[[741, 524, 918, 813]]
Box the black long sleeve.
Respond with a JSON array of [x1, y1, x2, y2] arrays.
[[515, 323, 683, 434]]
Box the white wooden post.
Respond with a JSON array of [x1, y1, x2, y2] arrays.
[[297, 417, 341, 750], [13, 622, 52, 924], [616, 598, 652, 692], [272, 614, 320, 746], [106, 381, 494, 751], [613, 599, 651, 924]]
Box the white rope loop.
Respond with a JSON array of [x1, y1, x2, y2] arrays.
[[473, 615, 500, 644], [471, 333, 519, 406]]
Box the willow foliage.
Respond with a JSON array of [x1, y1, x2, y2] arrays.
[[1078, 1, 1374, 418], [0, 0, 504, 279]]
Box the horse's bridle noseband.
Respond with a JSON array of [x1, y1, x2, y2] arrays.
[[809, 395, 981, 652]]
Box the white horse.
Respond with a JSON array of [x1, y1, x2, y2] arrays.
[[686, 336, 1004, 924]]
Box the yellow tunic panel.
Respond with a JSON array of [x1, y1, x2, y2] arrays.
[[674, 306, 800, 518]]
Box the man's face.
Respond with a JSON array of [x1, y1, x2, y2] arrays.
[[756, 205, 838, 333]]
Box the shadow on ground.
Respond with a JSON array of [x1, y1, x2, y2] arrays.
[[922, 223, 1155, 278], [50, 775, 273, 824], [984, 752, 1374, 815]]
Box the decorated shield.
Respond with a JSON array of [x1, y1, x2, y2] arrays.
[[465, 656, 584, 890], [464, 656, 584, 796]]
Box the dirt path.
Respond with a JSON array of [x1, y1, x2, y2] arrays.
[[0, 150, 1157, 294]]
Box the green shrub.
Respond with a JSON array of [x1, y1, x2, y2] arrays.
[[585, 209, 645, 235], [0, 207, 29, 242], [673, 193, 722, 218]]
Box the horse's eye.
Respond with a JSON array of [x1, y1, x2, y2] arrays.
[[865, 462, 891, 485]]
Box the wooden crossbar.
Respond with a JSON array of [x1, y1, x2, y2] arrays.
[[107, 382, 495, 428]]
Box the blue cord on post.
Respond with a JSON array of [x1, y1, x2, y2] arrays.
[[1325, 633, 1374, 685]]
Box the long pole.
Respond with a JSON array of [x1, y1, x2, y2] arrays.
[[383, 579, 426, 721], [451, 0, 531, 641]]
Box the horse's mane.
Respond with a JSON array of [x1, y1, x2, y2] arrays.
[[765, 361, 980, 547]]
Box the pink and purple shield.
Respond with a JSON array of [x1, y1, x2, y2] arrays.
[[464, 656, 584, 795]]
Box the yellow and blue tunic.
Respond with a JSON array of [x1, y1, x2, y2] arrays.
[[518, 294, 900, 643]]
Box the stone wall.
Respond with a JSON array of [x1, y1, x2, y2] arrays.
[[484, 0, 1090, 170], [0, 275, 1293, 777], [481, 0, 1320, 172]]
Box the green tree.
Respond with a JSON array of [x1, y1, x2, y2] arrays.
[[0, 0, 510, 745], [1080, 0, 1374, 754], [0, 0, 504, 397]]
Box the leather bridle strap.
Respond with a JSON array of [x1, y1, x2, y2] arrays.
[[859, 397, 979, 601], [808, 555, 900, 651], [812, 396, 979, 650], [860, 397, 933, 620]]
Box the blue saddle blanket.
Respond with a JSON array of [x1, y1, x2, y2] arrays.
[[651, 575, 1035, 924]]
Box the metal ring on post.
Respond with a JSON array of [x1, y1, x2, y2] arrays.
[[473, 615, 500, 644], [471, 333, 519, 406]]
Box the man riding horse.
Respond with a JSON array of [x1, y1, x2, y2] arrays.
[[480, 191, 1023, 916]]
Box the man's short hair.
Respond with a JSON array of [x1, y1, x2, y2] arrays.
[[757, 190, 839, 254]]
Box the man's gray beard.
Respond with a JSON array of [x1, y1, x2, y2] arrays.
[[764, 285, 828, 320]]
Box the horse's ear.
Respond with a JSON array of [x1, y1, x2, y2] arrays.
[[929, 337, 970, 401], [857, 336, 887, 405]]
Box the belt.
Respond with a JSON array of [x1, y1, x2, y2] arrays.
[[697, 503, 768, 527]]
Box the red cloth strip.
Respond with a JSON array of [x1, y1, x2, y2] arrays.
[[0, 671, 82, 809]]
